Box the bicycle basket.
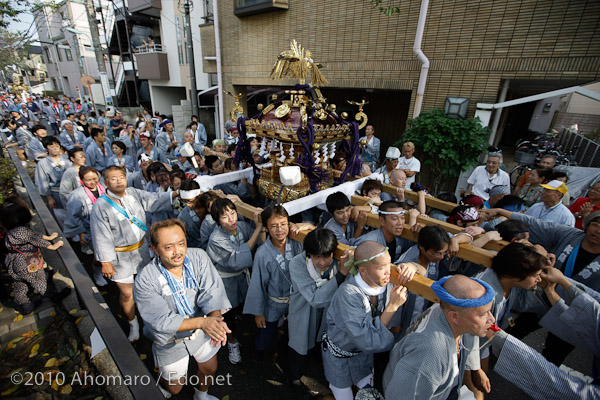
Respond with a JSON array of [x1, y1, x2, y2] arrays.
[[514, 150, 536, 164]]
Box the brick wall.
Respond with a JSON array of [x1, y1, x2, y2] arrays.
[[216, 0, 600, 123], [554, 112, 600, 137]]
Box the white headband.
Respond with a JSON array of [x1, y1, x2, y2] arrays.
[[180, 189, 202, 200], [379, 210, 405, 215]]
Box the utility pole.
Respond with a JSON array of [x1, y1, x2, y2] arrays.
[[97, 0, 118, 107], [86, 0, 107, 76], [183, 0, 198, 114]]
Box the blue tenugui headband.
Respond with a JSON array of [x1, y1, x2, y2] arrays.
[[431, 276, 495, 308]]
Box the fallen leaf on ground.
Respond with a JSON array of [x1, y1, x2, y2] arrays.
[[44, 369, 60, 382], [69, 309, 78, 315], [140, 354, 147, 360], [21, 331, 35, 337], [45, 357, 58, 367], [267, 379, 283, 386], [60, 384, 72, 394], [29, 343, 40, 358], [13, 314, 23, 322], [1, 386, 18, 396], [274, 362, 284, 374], [75, 317, 82, 325], [8, 368, 23, 378]]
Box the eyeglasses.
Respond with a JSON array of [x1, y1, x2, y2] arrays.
[[108, 176, 127, 182]]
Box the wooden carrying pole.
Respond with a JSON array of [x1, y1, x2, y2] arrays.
[[218, 194, 500, 303], [350, 194, 508, 253], [381, 183, 456, 212]]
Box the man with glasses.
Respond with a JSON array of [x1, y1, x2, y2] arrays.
[[466, 152, 510, 201], [90, 166, 180, 342]]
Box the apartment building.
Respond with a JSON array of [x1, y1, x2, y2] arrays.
[[204, 0, 600, 151]]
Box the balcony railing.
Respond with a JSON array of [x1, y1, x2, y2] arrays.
[[134, 44, 165, 54], [134, 45, 169, 80]]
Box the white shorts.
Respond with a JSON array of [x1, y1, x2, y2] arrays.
[[158, 337, 221, 381], [112, 275, 135, 284]]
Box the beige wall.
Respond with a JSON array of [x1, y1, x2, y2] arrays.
[[217, 0, 600, 126], [566, 82, 600, 115]]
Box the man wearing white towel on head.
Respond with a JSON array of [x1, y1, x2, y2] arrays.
[[321, 241, 409, 400]]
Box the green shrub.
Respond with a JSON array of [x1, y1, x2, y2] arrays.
[[396, 109, 490, 194]]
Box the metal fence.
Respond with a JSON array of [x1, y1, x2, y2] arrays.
[[1, 134, 163, 399], [557, 128, 600, 167]]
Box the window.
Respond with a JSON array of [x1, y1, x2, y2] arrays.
[[51, 77, 58, 90], [55, 44, 63, 62], [234, 0, 288, 17], [64, 43, 73, 61], [44, 47, 52, 63]]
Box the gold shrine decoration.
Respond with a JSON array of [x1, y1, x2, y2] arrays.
[[226, 91, 244, 122], [270, 39, 328, 87], [348, 99, 369, 129]]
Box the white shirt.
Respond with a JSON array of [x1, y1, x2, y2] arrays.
[[397, 156, 421, 190], [467, 165, 510, 201], [524, 201, 576, 227]]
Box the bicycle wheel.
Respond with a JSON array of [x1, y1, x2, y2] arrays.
[[510, 164, 531, 189]]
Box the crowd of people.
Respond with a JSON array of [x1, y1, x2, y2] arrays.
[[1, 92, 599, 400]]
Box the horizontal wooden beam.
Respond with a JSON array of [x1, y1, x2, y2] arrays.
[[381, 183, 456, 212], [350, 196, 495, 268], [351, 195, 508, 253], [292, 229, 440, 302], [217, 192, 439, 302], [204, 148, 230, 161]]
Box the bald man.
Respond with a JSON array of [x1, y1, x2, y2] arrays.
[[383, 275, 496, 400], [381, 169, 407, 202], [321, 241, 411, 400]]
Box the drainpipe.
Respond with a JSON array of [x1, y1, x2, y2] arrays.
[[488, 78, 510, 146], [412, 0, 430, 118], [212, 0, 224, 139]]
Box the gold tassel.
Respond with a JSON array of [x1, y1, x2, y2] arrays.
[[311, 66, 328, 87]]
